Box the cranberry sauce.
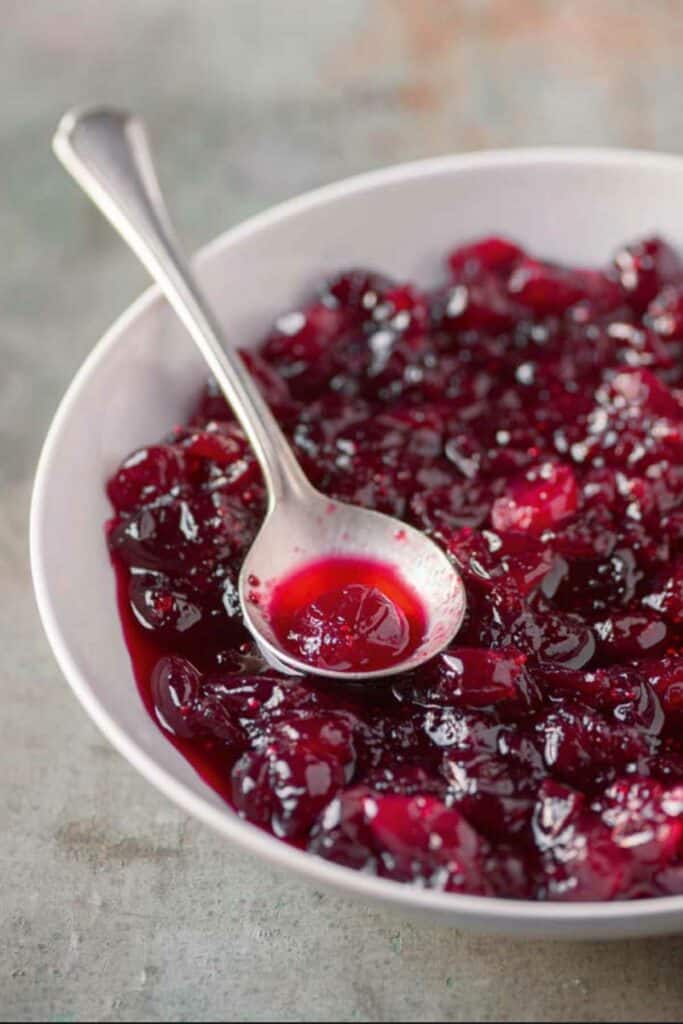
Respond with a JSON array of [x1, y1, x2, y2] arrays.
[[107, 235, 683, 901], [267, 556, 427, 672]]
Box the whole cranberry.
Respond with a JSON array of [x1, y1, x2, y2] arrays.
[[491, 463, 579, 536], [422, 645, 538, 710], [448, 236, 524, 278], [151, 656, 202, 739], [612, 237, 682, 313], [601, 777, 683, 868], [647, 284, 683, 341], [107, 444, 185, 513], [533, 779, 631, 900]]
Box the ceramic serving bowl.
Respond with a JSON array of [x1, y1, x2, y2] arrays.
[[31, 148, 683, 939]]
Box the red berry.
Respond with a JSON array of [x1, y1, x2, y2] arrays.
[[448, 236, 524, 278], [424, 645, 538, 710], [612, 237, 682, 313], [533, 780, 630, 901], [107, 444, 184, 513], [647, 284, 683, 341], [491, 463, 579, 536], [508, 258, 590, 315]]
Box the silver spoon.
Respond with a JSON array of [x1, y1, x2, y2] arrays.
[[53, 106, 466, 682]]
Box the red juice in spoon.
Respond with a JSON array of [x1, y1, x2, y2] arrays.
[[268, 556, 427, 672]]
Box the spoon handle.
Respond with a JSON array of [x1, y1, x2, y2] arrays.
[[53, 106, 312, 509]]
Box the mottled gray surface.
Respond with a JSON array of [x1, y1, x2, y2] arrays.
[[4, 2, 683, 1020]]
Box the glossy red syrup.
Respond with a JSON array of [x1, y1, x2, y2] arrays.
[[107, 234, 683, 900], [268, 556, 426, 672]]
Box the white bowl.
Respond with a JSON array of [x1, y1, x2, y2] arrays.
[[31, 148, 683, 939]]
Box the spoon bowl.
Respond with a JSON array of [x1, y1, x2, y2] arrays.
[[53, 106, 466, 681], [239, 489, 466, 680]]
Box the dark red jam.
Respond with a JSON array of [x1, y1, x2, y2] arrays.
[[267, 556, 427, 672], [107, 234, 683, 901]]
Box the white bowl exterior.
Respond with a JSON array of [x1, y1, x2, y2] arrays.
[[31, 149, 683, 938]]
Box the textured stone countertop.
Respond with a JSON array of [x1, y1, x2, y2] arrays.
[[3, 2, 683, 1020]]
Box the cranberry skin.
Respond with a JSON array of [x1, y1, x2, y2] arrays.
[[192, 692, 248, 745], [231, 715, 356, 839], [128, 572, 203, 638], [592, 611, 669, 663], [107, 445, 185, 513], [491, 463, 579, 536], [363, 704, 438, 774], [284, 583, 412, 672], [409, 482, 490, 538], [508, 259, 590, 315], [196, 673, 329, 739], [443, 744, 544, 842], [485, 846, 535, 899], [643, 557, 683, 624], [175, 423, 261, 494], [151, 656, 202, 739], [312, 779, 495, 891], [647, 284, 683, 342], [152, 656, 252, 746], [328, 459, 412, 519], [612, 237, 682, 313], [421, 646, 539, 710], [533, 704, 648, 790], [600, 777, 683, 869], [602, 366, 682, 420], [448, 236, 524, 278], [502, 602, 596, 670], [322, 269, 395, 313], [533, 780, 630, 901], [362, 764, 447, 800], [655, 864, 683, 895], [368, 794, 493, 893], [193, 376, 234, 422], [308, 786, 379, 870], [417, 707, 506, 761], [549, 505, 618, 560], [647, 750, 683, 788], [371, 284, 429, 337], [448, 528, 554, 600], [261, 303, 351, 398], [432, 278, 518, 335], [607, 320, 676, 374], [178, 424, 246, 465], [109, 492, 259, 573], [549, 548, 641, 615], [536, 664, 640, 714], [647, 656, 683, 717]]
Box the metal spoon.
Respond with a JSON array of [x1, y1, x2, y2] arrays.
[[53, 106, 466, 681]]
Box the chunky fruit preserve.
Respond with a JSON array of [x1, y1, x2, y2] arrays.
[[107, 234, 683, 901], [268, 556, 427, 673]]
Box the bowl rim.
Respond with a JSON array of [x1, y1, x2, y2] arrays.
[[31, 145, 683, 929]]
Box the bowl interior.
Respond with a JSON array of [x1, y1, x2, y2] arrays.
[[32, 150, 683, 936]]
